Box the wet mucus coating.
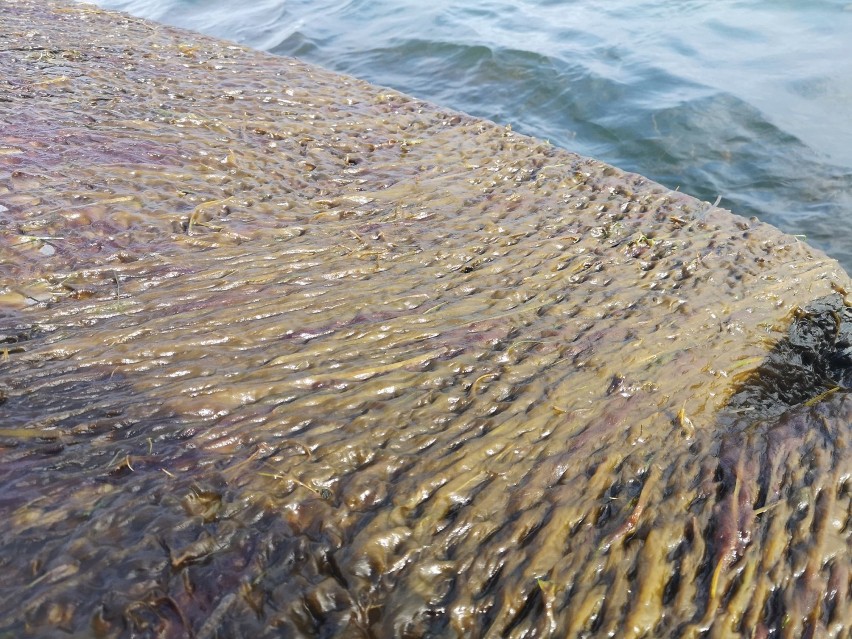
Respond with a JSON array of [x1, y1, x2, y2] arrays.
[[1, 1, 852, 638]]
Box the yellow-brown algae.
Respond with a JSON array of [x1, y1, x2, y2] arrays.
[[1, 1, 852, 637]]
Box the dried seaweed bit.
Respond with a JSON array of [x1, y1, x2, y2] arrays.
[[469, 372, 498, 395], [166, 532, 221, 570], [183, 485, 223, 521], [27, 563, 78, 590], [278, 439, 312, 460], [507, 339, 546, 355], [602, 465, 659, 550], [677, 404, 696, 439], [258, 464, 332, 501], [804, 386, 840, 407], [728, 356, 764, 372], [752, 500, 781, 516]]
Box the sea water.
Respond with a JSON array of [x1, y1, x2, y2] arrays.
[[87, 0, 852, 272]]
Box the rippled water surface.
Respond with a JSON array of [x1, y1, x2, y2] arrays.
[[88, 0, 852, 270]]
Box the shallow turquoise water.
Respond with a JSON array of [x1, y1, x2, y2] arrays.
[[89, 0, 852, 272]]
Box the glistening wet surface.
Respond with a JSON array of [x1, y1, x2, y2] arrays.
[[1, 2, 851, 637]]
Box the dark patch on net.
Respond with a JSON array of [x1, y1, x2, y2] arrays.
[[727, 293, 852, 416]]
